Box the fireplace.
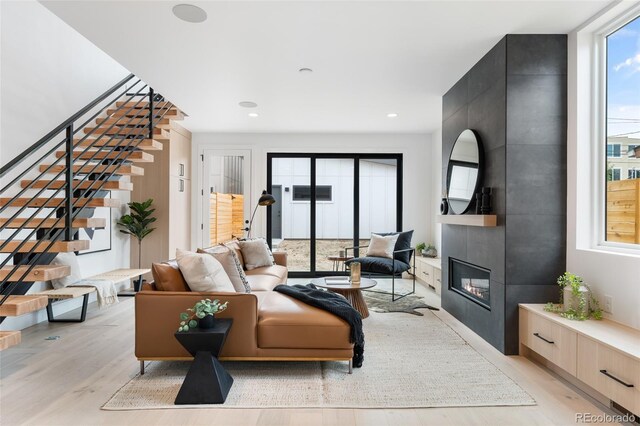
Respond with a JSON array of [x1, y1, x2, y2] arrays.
[[449, 258, 491, 309]]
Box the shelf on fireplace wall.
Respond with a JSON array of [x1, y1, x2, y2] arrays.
[[436, 214, 497, 227]]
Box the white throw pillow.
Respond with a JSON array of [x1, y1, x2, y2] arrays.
[[238, 238, 275, 270], [176, 249, 235, 293], [366, 234, 399, 259], [198, 246, 251, 293], [49, 252, 82, 289]]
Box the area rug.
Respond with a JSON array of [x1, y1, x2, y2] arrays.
[[102, 311, 535, 410], [364, 291, 436, 316]]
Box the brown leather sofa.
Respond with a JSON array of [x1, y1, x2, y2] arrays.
[[135, 245, 355, 373]]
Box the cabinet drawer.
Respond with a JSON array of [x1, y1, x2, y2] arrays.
[[577, 335, 639, 413], [521, 310, 577, 375], [419, 263, 434, 286], [433, 268, 442, 295]]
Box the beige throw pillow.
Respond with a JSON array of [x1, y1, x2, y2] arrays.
[[198, 246, 251, 293], [176, 249, 235, 293], [366, 234, 399, 259], [239, 238, 275, 270], [49, 252, 82, 289]]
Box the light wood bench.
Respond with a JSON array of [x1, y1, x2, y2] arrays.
[[33, 268, 150, 322]]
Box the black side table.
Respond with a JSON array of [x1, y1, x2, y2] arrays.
[[174, 318, 233, 404]]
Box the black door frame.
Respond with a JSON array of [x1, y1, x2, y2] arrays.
[[266, 153, 403, 278]]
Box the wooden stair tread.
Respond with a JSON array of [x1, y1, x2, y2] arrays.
[[0, 331, 21, 351], [0, 295, 49, 316], [106, 108, 184, 120], [74, 138, 162, 151], [0, 197, 120, 208], [54, 150, 154, 163], [83, 126, 164, 135], [0, 240, 90, 253], [21, 180, 134, 191], [95, 117, 171, 128], [0, 265, 70, 282], [0, 217, 106, 229], [115, 101, 175, 109], [39, 164, 145, 176]]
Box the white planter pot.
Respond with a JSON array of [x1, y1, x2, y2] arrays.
[[563, 286, 590, 316]]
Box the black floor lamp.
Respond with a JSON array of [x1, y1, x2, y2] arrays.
[[245, 190, 276, 238]]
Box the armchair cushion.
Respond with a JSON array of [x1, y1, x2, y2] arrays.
[[346, 257, 411, 275], [375, 230, 414, 264]]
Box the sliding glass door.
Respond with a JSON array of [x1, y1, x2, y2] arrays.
[[267, 153, 402, 277]]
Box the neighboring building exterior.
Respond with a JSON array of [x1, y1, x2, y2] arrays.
[[607, 135, 640, 180]]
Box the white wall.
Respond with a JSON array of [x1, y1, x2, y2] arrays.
[[430, 128, 443, 254], [566, 3, 640, 330], [192, 133, 433, 250], [0, 0, 132, 330]]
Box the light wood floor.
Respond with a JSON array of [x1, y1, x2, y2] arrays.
[[0, 281, 620, 426]]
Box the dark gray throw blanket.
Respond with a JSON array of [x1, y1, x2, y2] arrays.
[[273, 284, 365, 368]]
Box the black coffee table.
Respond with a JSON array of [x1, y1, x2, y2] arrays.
[[174, 318, 233, 404]]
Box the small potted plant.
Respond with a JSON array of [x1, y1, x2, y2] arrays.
[[416, 242, 426, 256], [178, 299, 229, 331], [424, 244, 438, 258], [544, 272, 602, 321]]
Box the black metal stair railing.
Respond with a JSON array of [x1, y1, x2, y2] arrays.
[[0, 74, 177, 305]]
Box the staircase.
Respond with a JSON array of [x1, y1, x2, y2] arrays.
[[0, 74, 184, 350]]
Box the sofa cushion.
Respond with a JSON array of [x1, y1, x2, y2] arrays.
[[198, 246, 251, 293], [245, 265, 288, 282], [239, 238, 275, 270], [366, 233, 399, 259], [176, 249, 235, 293], [346, 257, 411, 275], [375, 230, 414, 264], [224, 240, 245, 267], [257, 292, 351, 350], [246, 274, 282, 292], [151, 262, 190, 292]]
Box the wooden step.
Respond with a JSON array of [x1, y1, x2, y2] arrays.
[[0, 217, 106, 229], [55, 150, 154, 163], [115, 101, 175, 109], [0, 240, 89, 253], [0, 197, 120, 208], [0, 331, 21, 351], [0, 295, 49, 316], [39, 164, 144, 176], [107, 108, 184, 120], [83, 126, 167, 139], [95, 116, 171, 128], [0, 265, 70, 283], [74, 138, 162, 151], [21, 179, 134, 191]]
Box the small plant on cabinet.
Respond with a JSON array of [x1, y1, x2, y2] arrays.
[[544, 272, 602, 321]]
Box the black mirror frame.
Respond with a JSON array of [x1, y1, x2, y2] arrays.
[[445, 129, 485, 215]]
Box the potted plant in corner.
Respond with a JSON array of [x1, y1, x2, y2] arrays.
[[178, 299, 229, 331], [544, 272, 602, 321], [117, 198, 156, 291], [416, 242, 426, 256]]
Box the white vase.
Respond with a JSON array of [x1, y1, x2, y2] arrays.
[[563, 286, 590, 316]]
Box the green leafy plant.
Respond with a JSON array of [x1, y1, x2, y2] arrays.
[[117, 199, 156, 269], [178, 299, 229, 332], [544, 272, 602, 320], [416, 242, 426, 252]]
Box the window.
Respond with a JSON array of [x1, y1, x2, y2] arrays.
[[607, 144, 621, 157], [604, 15, 640, 245], [292, 185, 332, 201]]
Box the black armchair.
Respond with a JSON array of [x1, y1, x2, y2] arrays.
[[344, 245, 416, 302]]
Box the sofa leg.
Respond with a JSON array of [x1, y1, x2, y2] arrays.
[[348, 359, 353, 374], [140, 360, 145, 375]]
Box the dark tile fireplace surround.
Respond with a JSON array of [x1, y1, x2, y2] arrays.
[[441, 35, 567, 355]]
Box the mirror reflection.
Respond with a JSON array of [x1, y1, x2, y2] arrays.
[[447, 129, 482, 214]]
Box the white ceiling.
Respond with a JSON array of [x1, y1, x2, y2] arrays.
[[43, 1, 610, 134]]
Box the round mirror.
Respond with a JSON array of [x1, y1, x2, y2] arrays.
[[446, 129, 484, 214]]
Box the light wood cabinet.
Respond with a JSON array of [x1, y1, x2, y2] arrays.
[[520, 304, 640, 415], [415, 257, 441, 295], [131, 122, 192, 276]]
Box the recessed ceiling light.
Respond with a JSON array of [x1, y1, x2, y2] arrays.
[[299, 68, 313, 73], [239, 101, 258, 108], [387, 113, 399, 118], [248, 112, 259, 118], [172, 4, 207, 23]]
